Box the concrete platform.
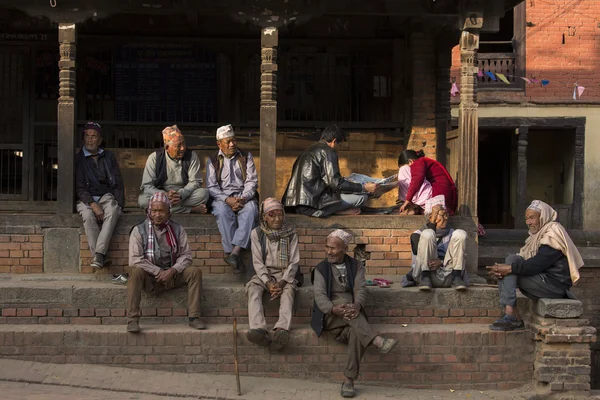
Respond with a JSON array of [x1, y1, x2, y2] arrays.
[[0, 276, 524, 325], [0, 323, 533, 389]]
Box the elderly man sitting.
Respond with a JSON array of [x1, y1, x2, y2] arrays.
[[487, 200, 584, 331], [207, 124, 259, 273], [127, 192, 205, 333], [403, 195, 468, 291], [246, 198, 300, 351], [138, 125, 208, 214], [312, 229, 397, 398]]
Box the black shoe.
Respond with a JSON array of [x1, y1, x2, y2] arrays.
[[91, 253, 105, 269], [341, 381, 356, 398], [188, 318, 207, 330], [489, 315, 525, 331], [127, 321, 140, 334], [452, 276, 468, 291], [247, 328, 271, 347], [419, 276, 432, 291], [226, 253, 245, 274], [270, 329, 290, 351]]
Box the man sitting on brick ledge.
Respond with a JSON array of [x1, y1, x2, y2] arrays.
[[75, 122, 124, 269], [207, 124, 259, 273], [487, 200, 584, 332], [403, 195, 468, 291], [127, 192, 205, 333], [138, 125, 208, 214], [312, 229, 397, 398], [246, 198, 301, 350]]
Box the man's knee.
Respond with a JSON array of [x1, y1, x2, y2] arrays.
[[212, 201, 234, 218], [185, 188, 209, 206], [420, 229, 436, 242], [187, 267, 202, 280], [138, 192, 152, 209], [247, 282, 265, 298], [79, 208, 97, 224], [129, 267, 148, 281], [505, 254, 521, 265], [451, 229, 468, 243]]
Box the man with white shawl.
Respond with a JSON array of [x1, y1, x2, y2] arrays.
[[487, 200, 584, 331], [403, 195, 469, 291]]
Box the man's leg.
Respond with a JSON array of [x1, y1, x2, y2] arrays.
[[95, 194, 122, 256], [444, 229, 468, 290], [246, 277, 268, 331], [274, 284, 295, 331], [491, 254, 525, 331], [76, 201, 100, 255], [517, 274, 567, 300], [319, 194, 369, 217], [231, 199, 258, 250], [176, 267, 205, 329], [138, 191, 153, 210], [211, 200, 237, 254], [127, 268, 153, 331], [413, 229, 437, 289], [177, 188, 209, 214]]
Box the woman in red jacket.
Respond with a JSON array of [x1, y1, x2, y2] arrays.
[[398, 150, 458, 215]]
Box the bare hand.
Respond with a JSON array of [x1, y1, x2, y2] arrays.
[[344, 304, 360, 320], [90, 202, 104, 222], [225, 197, 238, 210], [156, 268, 177, 283], [332, 304, 348, 317], [486, 264, 512, 279], [167, 190, 181, 206], [363, 182, 378, 194], [428, 259, 443, 270], [428, 205, 442, 224], [399, 200, 411, 213]]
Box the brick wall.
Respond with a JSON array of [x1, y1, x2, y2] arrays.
[[0, 227, 44, 274], [451, 1, 600, 104]]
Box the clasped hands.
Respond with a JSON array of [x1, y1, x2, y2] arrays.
[[486, 264, 512, 280], [225, 196, 247, 212], [156, 267, 177, 283], [267, 279, 287, 300], [167, 190, 181, 206], [332, 303, 361, 321]]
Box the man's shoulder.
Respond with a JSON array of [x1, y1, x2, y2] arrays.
[[145, 150, 158, 162]]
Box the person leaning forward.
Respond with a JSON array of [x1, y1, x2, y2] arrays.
[[311, 229, 397, 398], [246, 197, 300, 351], [127, 192, 206, 333], [487, 200, 584, 332], [206, 124, 259, 273], [75, 121, 124, 270], [138, 125, 208, 214]]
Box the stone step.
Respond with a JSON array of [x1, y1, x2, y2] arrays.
[[0, 323, 533, 390], [0, 277, 510, 325]]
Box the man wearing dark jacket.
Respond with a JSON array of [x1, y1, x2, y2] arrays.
[[75, 122, 124, 269], [282, 125, 377, 217]]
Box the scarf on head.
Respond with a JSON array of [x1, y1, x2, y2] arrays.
[[259, 198, 296, 269], [146, 192, 179, 267], [518, 200, 584, 285]]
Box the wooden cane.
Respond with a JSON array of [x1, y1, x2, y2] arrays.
[[233, 317, 242, 396]]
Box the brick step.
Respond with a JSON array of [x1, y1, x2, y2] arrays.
[[0, 277, 511, 325], [0, 323, 533, 390]]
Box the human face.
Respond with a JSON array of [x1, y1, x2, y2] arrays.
[[149, 201, 170, 225], [165, 137, 186, 160], [217, 136, 238, 158], [325, 138, 339, 151], [83, 129, 102, 154], [525, 209, 542, 234], [263, 209, 284, 230], [325, 236, 346, 264], [435, 208, 449, 230]]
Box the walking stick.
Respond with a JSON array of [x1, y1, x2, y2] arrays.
[[233, 317, 242, 396]]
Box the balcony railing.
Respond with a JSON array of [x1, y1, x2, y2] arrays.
[[477, 52, 524, 91]]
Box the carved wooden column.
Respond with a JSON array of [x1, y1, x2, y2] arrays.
[[435, 36, 453, 168], [57, 23, 77, 213], [457, 17, 482, 217], [259, 27, 278, 199], [516, 126, 529, 229]]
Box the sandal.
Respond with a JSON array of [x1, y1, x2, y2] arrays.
[[373, 278, 393, 288], [365, 279, 376, 286]]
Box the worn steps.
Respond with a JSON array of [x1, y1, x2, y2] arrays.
[[0, 276, 519, 325], [0, 323, 533, 390]]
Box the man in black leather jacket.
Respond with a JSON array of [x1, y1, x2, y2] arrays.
[[282, 125, 377, 218]]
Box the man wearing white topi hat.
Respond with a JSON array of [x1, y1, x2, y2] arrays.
[[206, 124, 259, 273]]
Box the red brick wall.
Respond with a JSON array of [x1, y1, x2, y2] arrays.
[[451, 1, 600, 104], [0, 227, 44, 274]]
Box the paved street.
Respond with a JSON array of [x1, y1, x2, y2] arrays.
[[0, 359, 537, 400]]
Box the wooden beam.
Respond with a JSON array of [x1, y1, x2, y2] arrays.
[[572, 126, 585, 229], [259, 27, 278, 199], [515, 126, 529, 228], [57, 23, 77, 214]]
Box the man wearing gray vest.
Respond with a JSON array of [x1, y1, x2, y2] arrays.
[[138, 125, 208, 214], [127, 192, 205, 333]]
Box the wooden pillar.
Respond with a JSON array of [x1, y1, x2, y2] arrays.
[[259, 27, 278, 199], [57, 23, 77, 213], [572, 126, 585, 229], [457, 17, 482, 217], [516, 126, 529, 229], [435, 36, 453, 168]]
